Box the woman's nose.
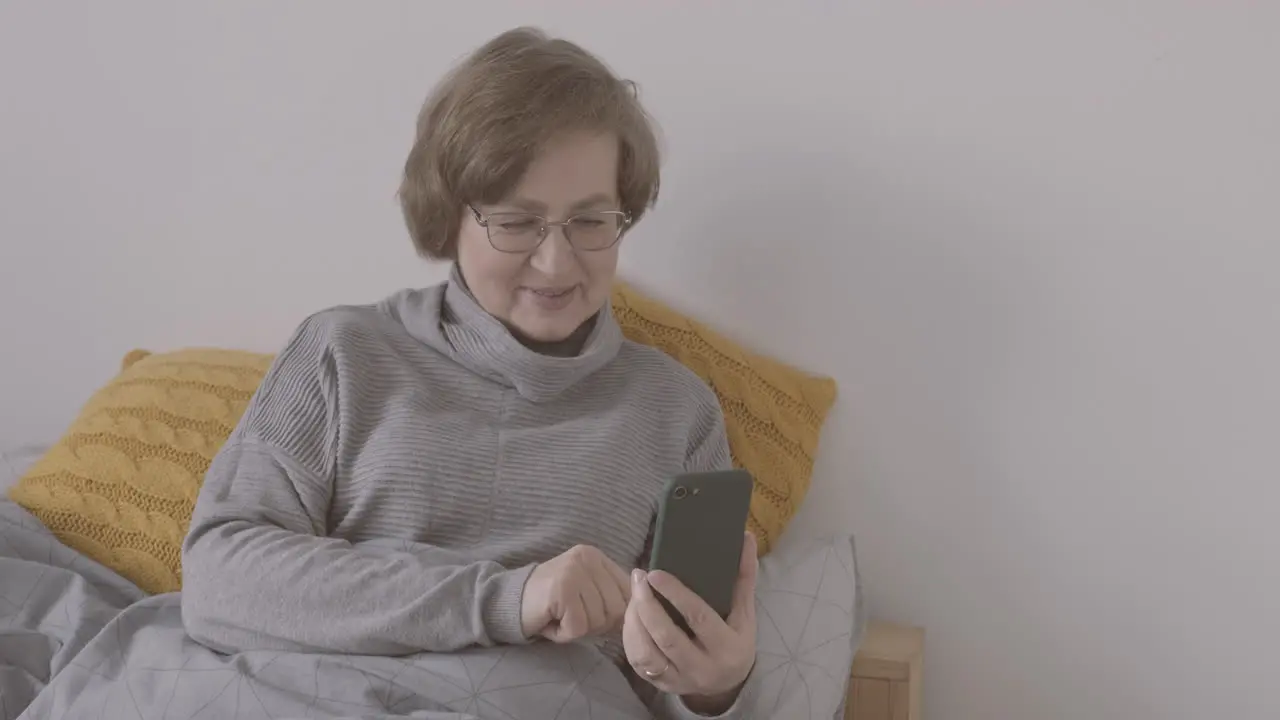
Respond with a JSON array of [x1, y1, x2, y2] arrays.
[[528, 224, 576, 275]]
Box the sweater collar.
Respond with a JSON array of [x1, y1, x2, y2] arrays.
[[392, 265, 622, 402]]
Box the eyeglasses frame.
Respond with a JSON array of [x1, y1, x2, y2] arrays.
[[468, 205, 632, 253]]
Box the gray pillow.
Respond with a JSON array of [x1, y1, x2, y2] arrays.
[[748, 533, 867, 719]]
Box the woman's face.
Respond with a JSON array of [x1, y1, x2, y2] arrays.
[[457, 131, 623, 344]]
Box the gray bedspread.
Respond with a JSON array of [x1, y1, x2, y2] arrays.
[[0, 500, 146, 718], [0, 499, 863, 719]]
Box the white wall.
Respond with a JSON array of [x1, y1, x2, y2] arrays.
[[2, 2, 1278, 718]]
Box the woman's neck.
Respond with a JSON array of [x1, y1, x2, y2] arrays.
[[512, 315, 597, 358], [452, 265, 598, 358], [391, 264, 622, 403]]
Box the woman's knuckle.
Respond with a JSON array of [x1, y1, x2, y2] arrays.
[[653, 631, 680, 652], [686, 607, 709, 629]]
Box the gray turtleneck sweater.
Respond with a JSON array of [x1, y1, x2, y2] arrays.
[[180, 269, 745, 718]]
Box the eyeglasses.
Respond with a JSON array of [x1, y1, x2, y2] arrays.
[[469, 205, 631, 254]]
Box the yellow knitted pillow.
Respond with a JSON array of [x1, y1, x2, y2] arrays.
[[9, 285, 835, 592], [9, 348, 274, 594], [610, 282, 837, 555]]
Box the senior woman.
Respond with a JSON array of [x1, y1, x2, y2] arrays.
[[180, 26, 757, 718]]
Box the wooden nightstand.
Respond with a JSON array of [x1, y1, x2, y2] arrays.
[[845, 621, 924, 720]]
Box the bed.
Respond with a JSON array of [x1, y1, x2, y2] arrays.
[[1, 286, 921, 719], [1, 438, 897, 720]]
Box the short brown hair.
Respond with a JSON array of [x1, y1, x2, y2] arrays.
[[399, 27, 661, 260]]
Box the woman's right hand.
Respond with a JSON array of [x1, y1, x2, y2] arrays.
[[521, 545, 632, 643]]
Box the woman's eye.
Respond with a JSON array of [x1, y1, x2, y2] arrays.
[[499, 220, 539, 232], [572, 218, 606, 228]]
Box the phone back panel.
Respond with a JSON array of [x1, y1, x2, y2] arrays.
[[647, 469, 754, 619]]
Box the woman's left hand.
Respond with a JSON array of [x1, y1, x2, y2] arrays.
[[623, 532, 758, 714]]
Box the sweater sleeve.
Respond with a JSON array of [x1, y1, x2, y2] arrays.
[[180, 315, 534, 656], [684, 391, 733, 475]]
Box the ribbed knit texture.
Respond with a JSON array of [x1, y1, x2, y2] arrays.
[[180, 266, 732, 665]]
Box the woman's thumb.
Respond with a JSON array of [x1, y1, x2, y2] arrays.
[[551, 595, 588, 642]]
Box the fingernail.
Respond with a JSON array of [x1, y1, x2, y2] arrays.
[[632, 569, 643, 586]]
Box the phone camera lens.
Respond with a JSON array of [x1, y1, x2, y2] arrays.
[[673, 486, 688, 499]]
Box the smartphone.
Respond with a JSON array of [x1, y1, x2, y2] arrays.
[[647, 469, 754, 634]]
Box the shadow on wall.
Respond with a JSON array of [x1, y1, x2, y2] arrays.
[[667, 142, 1042, 406], [662, 144, 1083, 711]]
